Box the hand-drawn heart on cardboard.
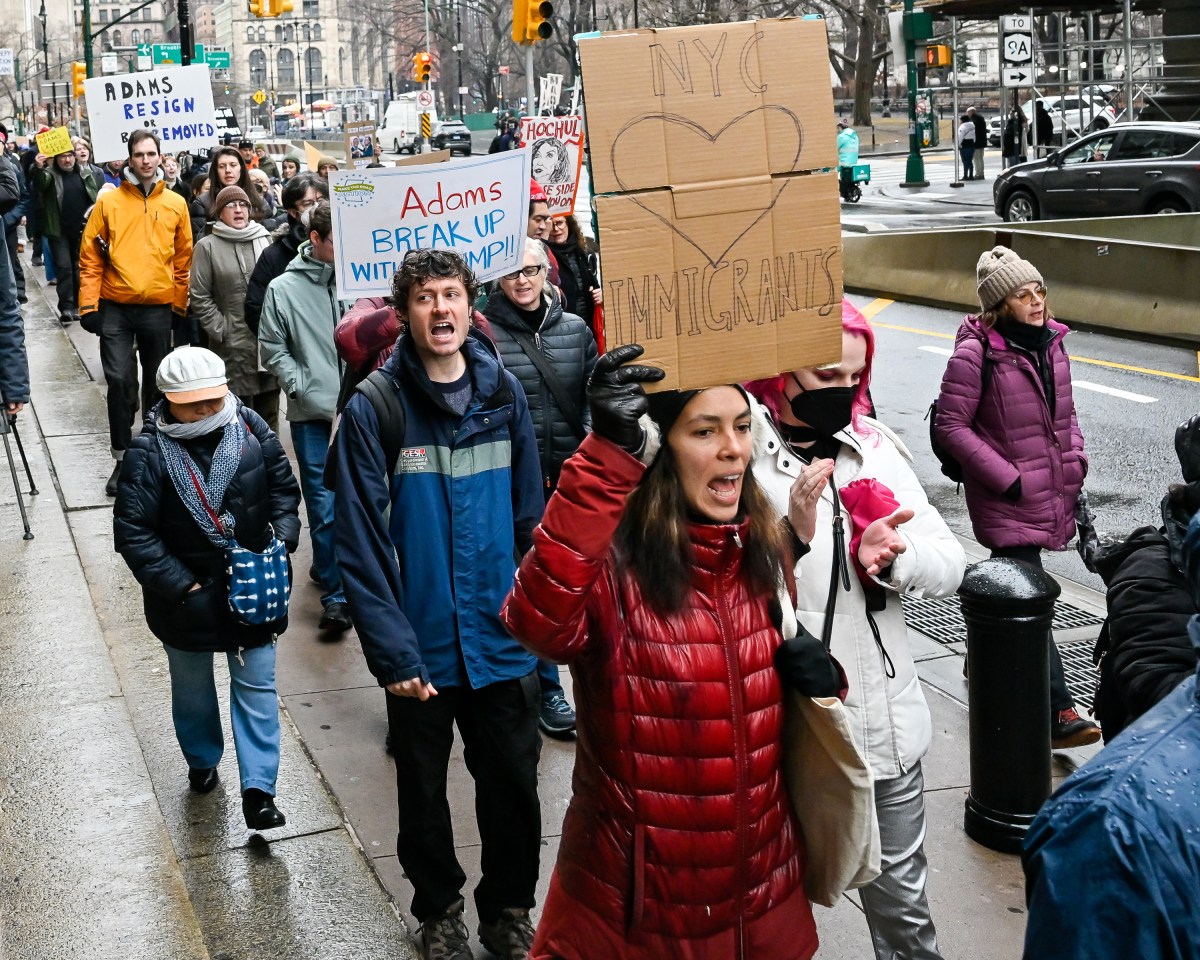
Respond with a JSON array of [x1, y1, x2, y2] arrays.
[[608, 106, 805, 269]]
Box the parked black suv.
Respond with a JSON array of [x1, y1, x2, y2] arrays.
[[994, 121, 1200, 222], [432, 120, 472, 156]]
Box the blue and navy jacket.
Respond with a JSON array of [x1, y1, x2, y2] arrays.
[[332, 330, 543, 689]]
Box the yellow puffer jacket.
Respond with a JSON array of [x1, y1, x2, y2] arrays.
[[79, 174, 192, 316]]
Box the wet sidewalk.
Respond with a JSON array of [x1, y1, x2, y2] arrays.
[[0, 259, 1103, 959]]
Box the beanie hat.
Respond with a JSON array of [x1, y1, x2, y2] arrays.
[[210, 185, 250, 221], [976, 245, 1043, 310], [645, 384, 751, 441], [529, 178, 547, 204], [317, 155, 338, 170], [156, 347, 228, 403]]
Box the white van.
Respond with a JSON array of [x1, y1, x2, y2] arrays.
[[378, 94, 438, 154]]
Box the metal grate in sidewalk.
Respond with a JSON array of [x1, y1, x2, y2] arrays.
[[901, 594, 1104, 647], [1058, 639, 1099, 712]]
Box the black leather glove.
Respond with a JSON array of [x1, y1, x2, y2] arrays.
[[79, 312, 102, 335], [774, 630, 842, 698], [587, 343, 664, 455]]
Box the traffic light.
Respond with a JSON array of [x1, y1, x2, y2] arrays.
[[248, 0, 269, 17], [512, 0, 553, 43], [925, 44, 952, 68], [72, 61, 87, 99], [272, 0, 294, 13], [413, 52, 432, 84]]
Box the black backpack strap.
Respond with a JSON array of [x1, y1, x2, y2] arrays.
[[357, 369, 407, 478], [502, 325, 587, 440]]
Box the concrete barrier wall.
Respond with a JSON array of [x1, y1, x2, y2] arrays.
[[844, 214, 1200, 342]]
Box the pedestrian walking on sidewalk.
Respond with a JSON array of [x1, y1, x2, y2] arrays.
[[934, 246, 1100, 748], [78, 130, 193, 498], [332, 249, 544, 960], [113, 347, 300, 831], [189, 186, 279, 429], [503, 349, 819, 960], [258, 200, 354, 633], [967, 106, 987, 180], [0, 149, 28, 419], [747, 301, 965, 960], [31, 143, 100, 325]]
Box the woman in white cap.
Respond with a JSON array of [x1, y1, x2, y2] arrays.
[[934, 246, 1099, 748], [113, 347, 301, 830]]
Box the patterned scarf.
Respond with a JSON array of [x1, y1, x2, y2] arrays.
[[154, 397, 244, 548]]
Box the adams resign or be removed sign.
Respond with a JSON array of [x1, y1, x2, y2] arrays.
[[328, 150, 530, 299], [84, 64, 218, 163]]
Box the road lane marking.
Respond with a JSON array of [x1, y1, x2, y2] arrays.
[[919, 345, 953, 357], [1073, 381, 1157, 403], [860, 298, 894, 320], [870, 319, 1200, 384]]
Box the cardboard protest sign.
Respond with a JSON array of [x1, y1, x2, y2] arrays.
[[304, 141, 326, 172], [35, 126, 73, 158], [344, 120, 378, 170], [328, 150, 530, 300], [519, 115, 584, 217], [83, 65, 217, 163], [578, 18, 843, 391], [395, 149, 452, 167]]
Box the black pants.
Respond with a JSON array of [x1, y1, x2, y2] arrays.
[[5, 225, 23, 298], [98, 300, 173, 457], [47, 232, 81, 319], [386, 671, 542, 925], [989, 545, 1074, 712]]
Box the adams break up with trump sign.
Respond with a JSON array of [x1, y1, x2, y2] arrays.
[[83, 64, 218, 163], [328, 150, 530, 299]]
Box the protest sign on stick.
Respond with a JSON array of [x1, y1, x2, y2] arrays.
[[578, 18, 843, 391], [519, 114, 584, 217], [35, 126, 73, 157], [83, 64, 217, 163], [344, 120, 378, 170], [329, 150, 530, 300]]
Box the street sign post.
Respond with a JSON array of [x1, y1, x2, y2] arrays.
[[1002, 66, 1034, 88], [153, 43, 205, 65], [205, 50, 231, 70], [101, 53, 119, 74], [416, 89, 434, 109], [252, 90, 266, 105]]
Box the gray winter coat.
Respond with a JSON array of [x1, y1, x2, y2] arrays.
[[190, 221, 277, 398], [258, 241, 350, 422], [483, 286, 598, 489]]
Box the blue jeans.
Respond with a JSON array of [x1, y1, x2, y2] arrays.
[[164, 643, 281, 795], [290, 418, 344, 605], [537, 659, 564, 700]]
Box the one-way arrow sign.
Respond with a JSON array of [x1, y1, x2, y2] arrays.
[[1002, 66, 1033, 88]]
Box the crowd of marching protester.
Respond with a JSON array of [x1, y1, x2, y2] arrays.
[[0, 124, 1197, 960]]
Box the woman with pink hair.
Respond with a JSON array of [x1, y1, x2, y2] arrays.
[[748, 299, 964, 960]]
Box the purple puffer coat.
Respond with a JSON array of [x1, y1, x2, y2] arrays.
[[935, 314, 1086, 551]]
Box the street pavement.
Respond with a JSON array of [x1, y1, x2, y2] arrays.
[[1, 261, 1117, 959]]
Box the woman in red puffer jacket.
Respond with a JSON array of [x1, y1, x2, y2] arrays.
[[502, 346, 817, 960]]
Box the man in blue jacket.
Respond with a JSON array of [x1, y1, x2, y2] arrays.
[[1022, 511, 1200, 959], [332, 248, 544, 960]]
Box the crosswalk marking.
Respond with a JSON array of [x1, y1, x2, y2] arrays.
[[919, 345, 953, 357]]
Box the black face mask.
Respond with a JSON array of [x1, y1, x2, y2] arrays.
[[788, 375, 855, 438]]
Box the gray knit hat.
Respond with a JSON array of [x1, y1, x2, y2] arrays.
[[976, 245, 1043, 310]]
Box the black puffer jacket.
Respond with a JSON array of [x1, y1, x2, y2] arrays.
[[1093, 525, 1198, 741], [243, 217, 306, 333], [483, 286, 598, 492], [547, 239, 599, 320], [113, 401, 301, 653]]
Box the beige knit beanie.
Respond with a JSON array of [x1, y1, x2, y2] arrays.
[[210, 185, 251, 222], [976, 245, 1043, 310]]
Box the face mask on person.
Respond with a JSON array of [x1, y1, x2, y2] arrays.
[[789, 375, 856, 437]]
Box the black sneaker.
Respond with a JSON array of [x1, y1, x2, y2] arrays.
[[478, 907, 534, 959], [420, 898, 471, 960], [1051, 708, 1101, 749], [318, 600, 353, 632], [538, 692, 576, 740]]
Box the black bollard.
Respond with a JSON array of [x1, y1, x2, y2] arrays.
[[960, 558, 1059, 853]]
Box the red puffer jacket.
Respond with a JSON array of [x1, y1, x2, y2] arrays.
[[502, 434, 816, 960]]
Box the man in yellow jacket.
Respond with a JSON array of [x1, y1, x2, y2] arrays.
[[79, 129, 192, 496]]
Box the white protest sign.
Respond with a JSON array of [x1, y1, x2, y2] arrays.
[[0, 50, 13, 77], [83, 64, 218, 163], [519, 114, 584, 217], [329, 150, 530, 299]]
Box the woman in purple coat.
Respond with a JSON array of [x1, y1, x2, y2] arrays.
[[935, 246, 1101, 748]]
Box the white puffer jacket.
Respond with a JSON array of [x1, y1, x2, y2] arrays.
[[752, 402, 966, 780]]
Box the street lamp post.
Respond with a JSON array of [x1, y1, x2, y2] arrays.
[[38, 0, 48, 125], [901, 0, 929, 188]]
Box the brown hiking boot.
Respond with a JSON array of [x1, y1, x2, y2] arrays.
[[419, 898, 471, 960], [478, 906, 535, 959], [1051, 708, 1102, 749]]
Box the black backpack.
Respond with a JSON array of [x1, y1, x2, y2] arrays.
[[323, 369, 406, 491], [927, 356, 993, 484]]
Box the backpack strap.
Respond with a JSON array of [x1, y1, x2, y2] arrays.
[[357, 369, 407, 478]]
